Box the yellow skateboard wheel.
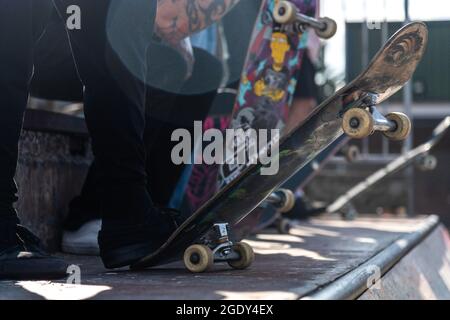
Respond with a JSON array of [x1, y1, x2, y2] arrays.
[[228, 242, 255, 270], [184, 244, 214, 273], [343, 108, 374, 139], [383, 112, 411, 141]]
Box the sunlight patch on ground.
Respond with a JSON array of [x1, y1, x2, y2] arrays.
[[244, 239, 290, 251], [16, 281, 111, 300], [216, 290, 298, 300], [288, 225, 341, 238], [255, 234, 304, 243], [355, 237, 377, 244], [245, 239, 335, 261], [310, 218, 421, 233]]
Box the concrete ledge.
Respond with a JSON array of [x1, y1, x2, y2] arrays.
[[16, 109, 92, 250]]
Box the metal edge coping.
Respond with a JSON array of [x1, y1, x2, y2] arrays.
[[299, 215, 440, 300]]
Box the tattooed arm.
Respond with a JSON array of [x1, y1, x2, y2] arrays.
[[156, 0, 240, 46]]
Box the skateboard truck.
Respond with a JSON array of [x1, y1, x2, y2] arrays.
[[265, 188, 296, 213], [273, 1, 337, 39], [342, 93, 412, 140], [183, 223, 255, 273]]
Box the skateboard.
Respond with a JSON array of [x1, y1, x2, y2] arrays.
[[132, 22, 427, 273], [179, 0, 337, 214], [234, 135, 353, 239], [326, 116, 450, 217]]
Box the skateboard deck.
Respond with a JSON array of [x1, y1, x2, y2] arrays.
[[235, 135, 351, 238], [180, 0, 319, 214], [327, 116, 450, 215], [132, 22, 427, 272]]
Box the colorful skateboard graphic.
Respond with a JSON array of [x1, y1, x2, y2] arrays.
[[181, 0, 326, 215]]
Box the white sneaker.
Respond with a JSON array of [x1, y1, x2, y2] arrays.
[[62, 220, 101, 255]]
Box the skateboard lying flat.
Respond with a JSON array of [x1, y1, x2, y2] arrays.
[[132, 22, 427, 273], [180, 0, 336, 214], [326, 116, 450, 217]]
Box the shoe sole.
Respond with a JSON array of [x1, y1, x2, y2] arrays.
[[100, 242, 157, 269]]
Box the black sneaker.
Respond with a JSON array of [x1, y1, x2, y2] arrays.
[[0, 225, 69, 280], [98, 208, 183, 269]]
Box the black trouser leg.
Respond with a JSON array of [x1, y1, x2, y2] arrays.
[[64, 161, 101, 231], [52, 0, 157, 224], [145, 48, 222, 207], [0, 1, 34, 225]]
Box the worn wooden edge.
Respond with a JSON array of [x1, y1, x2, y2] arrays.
[[23, 109, 88, 137], [301, 215, 440, 300]]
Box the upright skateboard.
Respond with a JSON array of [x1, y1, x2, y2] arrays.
[[180, 0, 337, 214], [131, 22, 427, 273]]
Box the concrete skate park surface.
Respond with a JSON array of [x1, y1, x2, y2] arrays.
[[1, 215, 449, 300]]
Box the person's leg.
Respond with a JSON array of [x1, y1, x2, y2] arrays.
[[29, 10, 101, 254], [31, 8, 83, 102], [52, 0, 182, 268], [145, 48, 222, 207], [0, 0, 67, 280], [0, 1, 35, 226]]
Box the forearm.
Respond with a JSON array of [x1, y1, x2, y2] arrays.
[[156, 0, 239, 45]]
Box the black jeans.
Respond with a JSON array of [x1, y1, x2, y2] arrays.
[[0, 0, 40, 222], [1, 0, 158, 226], [28, 4, 222, 229]]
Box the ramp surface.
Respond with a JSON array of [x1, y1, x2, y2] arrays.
[[0, 216, 445, 300]]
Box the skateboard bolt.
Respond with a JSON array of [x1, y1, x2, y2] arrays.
[[190, 253, 200, 264], [350, 117, 360, 129], [278, 7, 286, 16]]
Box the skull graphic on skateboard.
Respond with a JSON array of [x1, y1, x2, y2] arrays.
[[180, 0, 336, 216]]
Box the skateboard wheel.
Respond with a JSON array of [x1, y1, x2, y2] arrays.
[[342, 108, 374, 139], [184, 244, 214, 273], [416, 154, 437, 171], [273, 1, 296, 24], [343, 145, 360, 163], [228, 242, 255, 270], [383, 112, 411, 141], [315, 17, 338, 39], [278, 189, 296, 214], [277, 218, 292, 234]]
